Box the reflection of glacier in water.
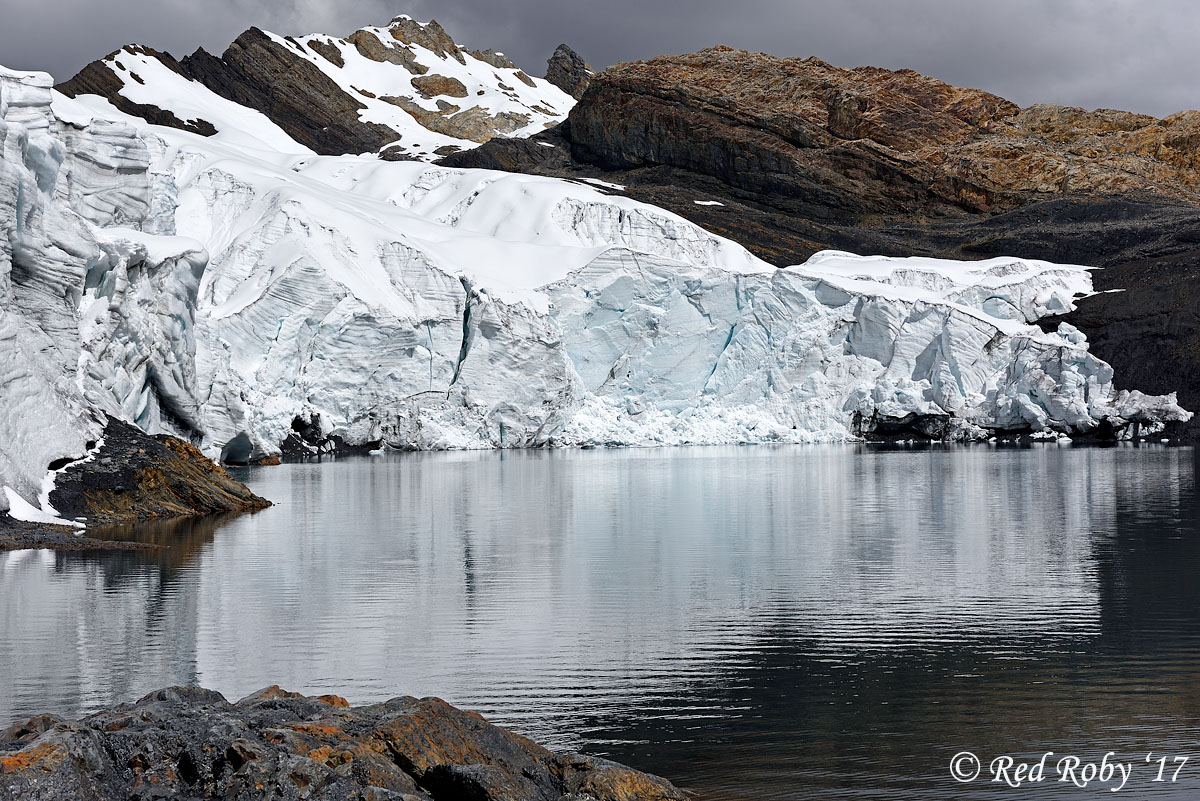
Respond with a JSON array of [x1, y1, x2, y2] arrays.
[[2, 445, 1198, 798]]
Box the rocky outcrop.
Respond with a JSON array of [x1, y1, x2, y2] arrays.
[[387, 17, 466, 64], [346, 29, 426, 74], [0, 517, 162, 552], [545, 44, 594, 100], [444, 47, 1200, 439], [470, 49, 517, 70], [411, 74, 468, 99], [0, 685, 685, 801], [179, 28, 401, 156], [55, 46, 217, 136], [47, 417, 270, 526], [56, 18, 575, 161]]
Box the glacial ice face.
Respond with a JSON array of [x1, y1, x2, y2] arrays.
[[1, 66, 101, 512], [0, 67, 206, 513], [0, 57, 1193, 516], [130, 128, 1187, 455]]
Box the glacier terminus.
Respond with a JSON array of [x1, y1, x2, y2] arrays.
[[0, 41, 1191, 516]]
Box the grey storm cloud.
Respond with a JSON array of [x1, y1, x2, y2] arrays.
[[2, 0, 1199, 117]]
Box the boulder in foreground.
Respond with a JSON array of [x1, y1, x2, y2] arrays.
[[0, 685, 684, 801]]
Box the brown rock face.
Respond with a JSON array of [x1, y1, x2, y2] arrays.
[[388, 17, 466, 64], [411, 73, 469, 99], [381, 93, 532, 144], [0, 685, 685, 801], [545, 44, 594, 100], [347, 29, 427, 74], [47, 417, 270, 527], [567, 47, 1200, 217]]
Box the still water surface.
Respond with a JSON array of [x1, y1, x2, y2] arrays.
[[3, 445, 1200, 798]]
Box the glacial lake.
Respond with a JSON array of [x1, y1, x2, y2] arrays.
[[4, 445, 1200, 799]]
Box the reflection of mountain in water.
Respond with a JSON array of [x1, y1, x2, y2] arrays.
[[4, 449, 1200, 800]]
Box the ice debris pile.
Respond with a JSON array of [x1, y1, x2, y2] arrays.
[[0, 55, 1192, 511]]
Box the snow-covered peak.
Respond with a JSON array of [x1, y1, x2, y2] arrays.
[[273, 21, 574, 159], [55, 18, 575, 161]]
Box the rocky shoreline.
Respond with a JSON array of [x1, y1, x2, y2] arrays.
[[0, 686, 685, 801], [0, 417, 270, 552], [0, 517, 162, 552]]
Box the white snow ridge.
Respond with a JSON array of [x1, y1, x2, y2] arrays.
[[0, 52, 1192, 510]]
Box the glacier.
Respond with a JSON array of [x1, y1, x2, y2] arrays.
[[0, 59, 1192, 513]]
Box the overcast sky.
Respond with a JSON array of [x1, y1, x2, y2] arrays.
[[3, 0, 1198, 117]]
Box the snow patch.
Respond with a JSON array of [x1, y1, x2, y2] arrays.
[[576, 177, 626, 191], [3, 487, 84, 528]]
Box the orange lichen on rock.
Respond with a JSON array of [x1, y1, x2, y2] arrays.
[[0, 743, 63, 774]]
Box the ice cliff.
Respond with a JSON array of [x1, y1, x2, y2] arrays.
[[0, 57, 1191, 512]]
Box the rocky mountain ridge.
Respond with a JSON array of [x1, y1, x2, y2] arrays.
[[57, 17, 577, 161]]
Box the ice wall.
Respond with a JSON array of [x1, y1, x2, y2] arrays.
[[1, 58, 1193, 518], [0, 67, 206, 513]]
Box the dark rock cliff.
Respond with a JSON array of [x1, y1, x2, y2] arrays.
[[545, 44, 594, 100]]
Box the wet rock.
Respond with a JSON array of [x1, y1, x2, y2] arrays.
[[545, 44, 594, 100], [0, 686, 685, 801], [0, 516, 164, 552], [47, 417, 270, 526]]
